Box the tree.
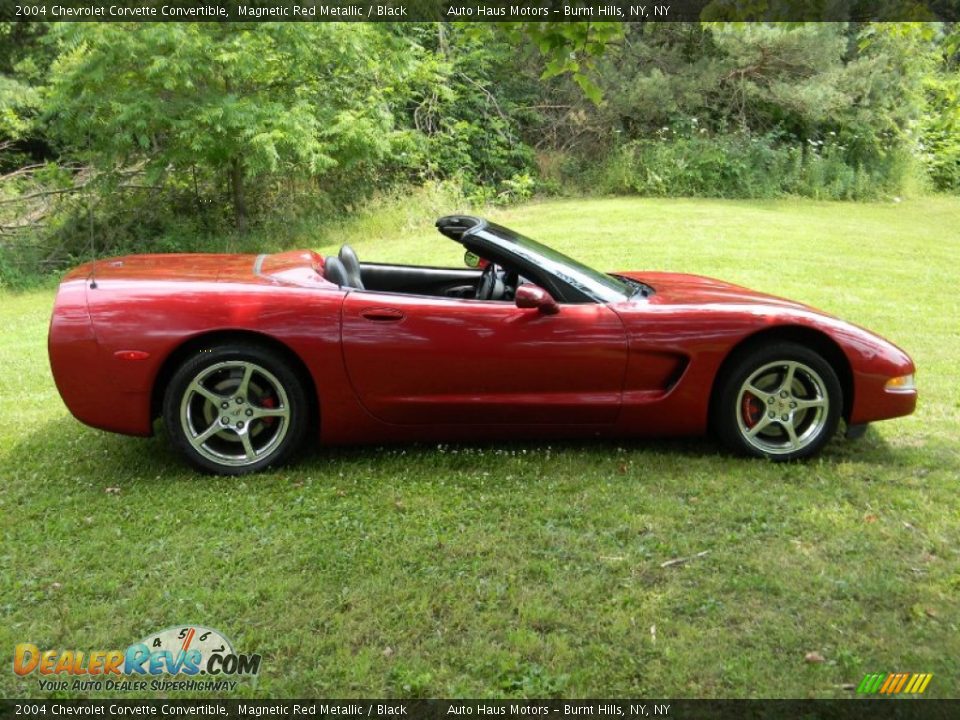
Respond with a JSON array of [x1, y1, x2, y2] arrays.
[[44, 23, 399, 229]]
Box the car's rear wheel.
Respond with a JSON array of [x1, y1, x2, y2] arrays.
[[714, 342, 842, 461], [163, 343, 309, 474]]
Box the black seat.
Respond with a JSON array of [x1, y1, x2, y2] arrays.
[[338, 244, 365, 290], [324, 256, 350, 288]]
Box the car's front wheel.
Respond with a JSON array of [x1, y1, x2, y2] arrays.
[[714, 342, 842, 461], [163, 343, 309, 474]]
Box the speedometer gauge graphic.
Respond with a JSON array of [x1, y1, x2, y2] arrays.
[[135, 625, 234, 674]]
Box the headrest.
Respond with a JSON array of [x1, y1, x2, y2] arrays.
[[338, 244, 364, 289], [324, 256, 350, 288]]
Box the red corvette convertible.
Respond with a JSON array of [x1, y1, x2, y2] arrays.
[[48, 216, 916, 474]]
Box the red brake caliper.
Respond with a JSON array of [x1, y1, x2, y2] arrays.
[[260, 396, 276, 427], [742, 394, 762, 428]]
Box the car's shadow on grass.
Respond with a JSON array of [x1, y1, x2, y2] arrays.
[[297, 424, 903, 471], [9, 414, 915, 489]]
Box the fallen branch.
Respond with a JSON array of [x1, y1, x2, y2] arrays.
[[0, 186, 83, 206], [0, 164, 47, 182], [660, 550, 710, 568], [0, 221, 47, 234], [0, 180, 162, 206]]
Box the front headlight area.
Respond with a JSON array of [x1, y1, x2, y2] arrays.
[[884, 373, 916, 393]]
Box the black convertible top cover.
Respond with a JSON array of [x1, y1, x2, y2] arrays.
[[436, 215, 485, 240]]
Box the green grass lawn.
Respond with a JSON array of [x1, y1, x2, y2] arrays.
[[2, 196, 958, 699]]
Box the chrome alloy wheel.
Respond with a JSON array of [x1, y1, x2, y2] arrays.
[[179, 360, 291, 468], [735, 360, 830, 456]]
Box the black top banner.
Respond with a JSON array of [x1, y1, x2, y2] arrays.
[[2, 0, 959, 22], [1, 700, 959, 720]]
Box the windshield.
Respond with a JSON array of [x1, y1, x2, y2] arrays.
[[480, 223, 632, 303]]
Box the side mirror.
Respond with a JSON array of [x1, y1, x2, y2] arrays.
[[515, 285, 559, 315]]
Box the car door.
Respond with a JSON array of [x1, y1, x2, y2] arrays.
[[340, 290, 628, 425]]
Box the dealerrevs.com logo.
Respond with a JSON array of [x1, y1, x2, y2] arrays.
[[13, 625, 261, 693]]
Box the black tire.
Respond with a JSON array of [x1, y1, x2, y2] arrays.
[[713, 341, 842, 461], [162, 342, 310, 475]]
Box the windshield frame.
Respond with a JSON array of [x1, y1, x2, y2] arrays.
[[463, 221, 632, 304]]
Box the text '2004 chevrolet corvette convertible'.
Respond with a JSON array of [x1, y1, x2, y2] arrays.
[[48, 216, 916, 474]]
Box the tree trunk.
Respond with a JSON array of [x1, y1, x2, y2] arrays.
[[438, 22, 448, 57], [229, 157, 246, 233]]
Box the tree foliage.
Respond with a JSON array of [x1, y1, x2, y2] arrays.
[[527, 22, 952, 198], [44, 23, 402, 227], [1, 20, 958, 282]]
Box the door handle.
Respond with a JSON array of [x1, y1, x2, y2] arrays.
[[359, 307, 405, 322]]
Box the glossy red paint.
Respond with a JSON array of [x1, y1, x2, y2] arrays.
[[610, 272, 916, 432], [341, 290, 626, 425], [514, 284, 559, 314], [48, 246, 916, 448]]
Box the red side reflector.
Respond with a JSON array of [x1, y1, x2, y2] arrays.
[[114, 350, 150, 361]]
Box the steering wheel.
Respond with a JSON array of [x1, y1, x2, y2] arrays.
[[477, 263, 503, 301], [502, 269, 519, 300]]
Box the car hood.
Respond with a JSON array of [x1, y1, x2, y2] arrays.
[[619, 271, 819, 312]]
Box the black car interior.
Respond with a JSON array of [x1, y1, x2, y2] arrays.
[[325, 243, 518, 300], [323, 215, 629, 303], [323, 216, 564, 301]]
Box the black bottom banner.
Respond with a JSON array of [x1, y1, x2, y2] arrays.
[[1, 700, 957, 720]]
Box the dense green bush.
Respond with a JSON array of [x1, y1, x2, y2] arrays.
[[596, 133, 795, 199], [565, 129, 918, 201], [920, 72, 960, 192], [543, 22, 944, 202]]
